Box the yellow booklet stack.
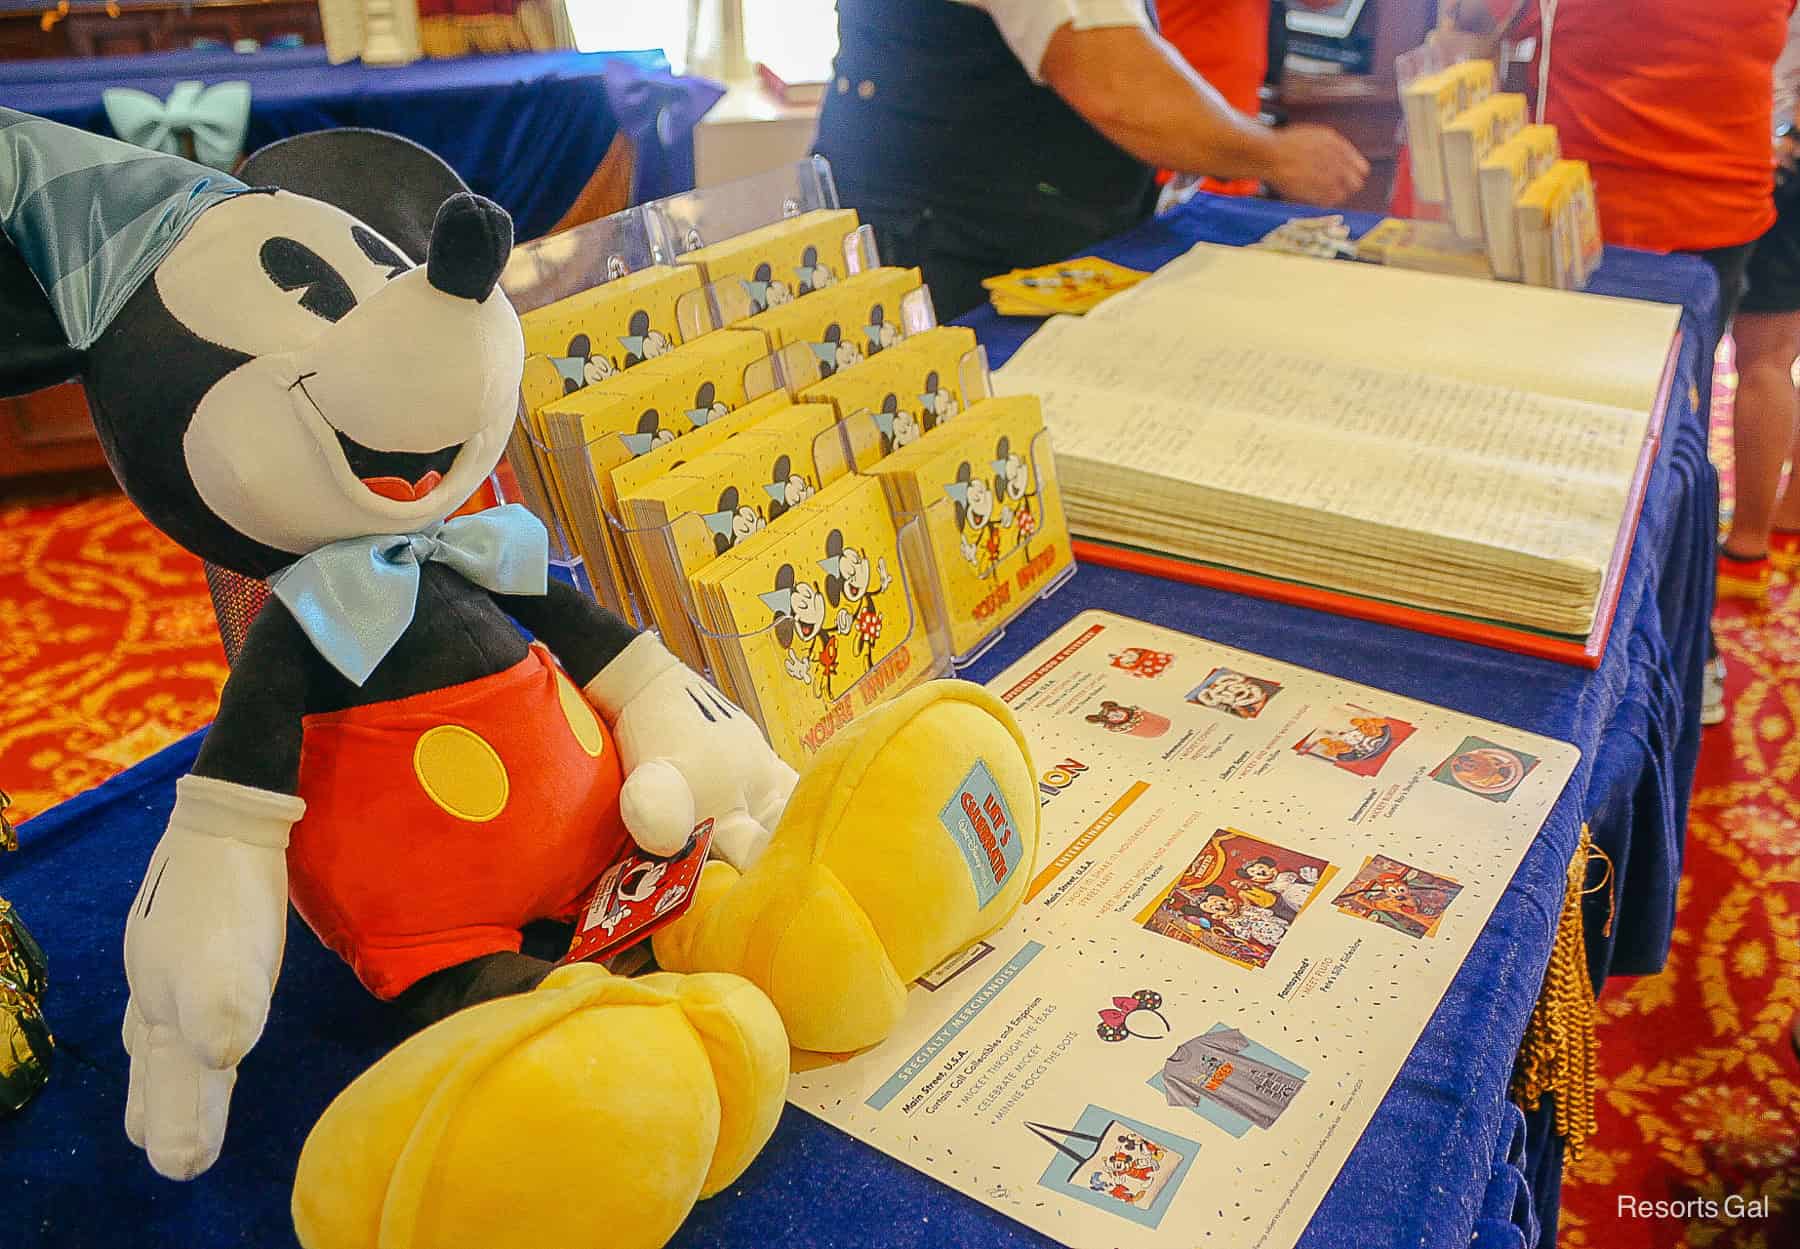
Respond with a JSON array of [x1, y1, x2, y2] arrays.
[[1398, 59, 1602, 288], [867, 395, 1075, 658], [500, 200, 1077, 765], [1478, 125, 1562, 280], [690, 473, 940, 764], [1515, 159, 1603, 291], [1399, 59, 1494, 204], [981, 257, 1150, 317]]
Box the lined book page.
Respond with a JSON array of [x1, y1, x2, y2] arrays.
[[1000, 318, 1648, 575], [1084, 244, 1681, 412]]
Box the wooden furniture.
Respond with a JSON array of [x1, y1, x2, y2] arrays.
[[0, 1, 322, 62], [1278, 0, 1436, 215], [0, 384, 111, 477]]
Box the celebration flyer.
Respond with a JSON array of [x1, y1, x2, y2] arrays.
[[788, 610, 1578, 1249]]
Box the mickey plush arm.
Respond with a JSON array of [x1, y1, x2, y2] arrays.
[[498, 582, 799, 868], [121, 616, 308, 1180]]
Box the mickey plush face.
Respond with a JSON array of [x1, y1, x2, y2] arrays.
[[52, 129, 524, 578]]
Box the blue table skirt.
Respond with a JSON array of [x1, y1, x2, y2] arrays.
[[0, 46, 716, 238], [0, 194, 1718, 1249]]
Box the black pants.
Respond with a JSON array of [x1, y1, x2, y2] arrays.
[[832, 177, 1154, 322]]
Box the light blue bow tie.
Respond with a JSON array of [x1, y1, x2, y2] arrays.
[[268, 505, 549, 686], [103, 79, 251, 171]]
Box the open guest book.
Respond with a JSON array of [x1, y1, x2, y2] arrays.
[[993, 245, 1684, 666]]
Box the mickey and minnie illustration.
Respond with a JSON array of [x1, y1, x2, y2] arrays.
[[742, 244, 837, 315], [810, 301, 902, 378], [546, 308, 672, 395], [701, 455, 816, 555], [760, 529, 893, 700], [945, 434, 1039, 577], [872, 369, 961, 456]]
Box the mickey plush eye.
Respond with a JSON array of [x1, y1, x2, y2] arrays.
[[260, 238, 356, 322], [353, 225, 411, 279]]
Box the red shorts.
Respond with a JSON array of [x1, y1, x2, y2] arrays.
[[289, 644, 628, 998]]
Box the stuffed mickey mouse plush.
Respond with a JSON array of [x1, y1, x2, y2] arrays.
[[0, 111, 797, 1182]]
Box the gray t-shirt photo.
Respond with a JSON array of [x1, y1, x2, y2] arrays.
[[1160, 1028, 1305, 1129]]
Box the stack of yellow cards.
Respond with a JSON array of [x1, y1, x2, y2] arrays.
[[690, 473, 937, 765], [678, 209, 862, 322], [617, 402, 847, 672], [981, 257, 1149, 317], [869, 395, 1074, 657], [799, 325, 982, 459], [529, 327, 775, 607]]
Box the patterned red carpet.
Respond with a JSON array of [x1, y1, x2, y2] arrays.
[[0, 479, 226, 822], [1557, 342, 1800, 1249], [0, 344, 1796, 1246]]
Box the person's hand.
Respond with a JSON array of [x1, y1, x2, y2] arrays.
[[1777, 127, 1800, 186], [1264, 125, 1369, 208]]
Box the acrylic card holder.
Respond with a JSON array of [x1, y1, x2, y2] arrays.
[[838, 374, 1076, 668], [625, 418, 953, 766], [655, 158, 880, 340], [493, 204, 660, 579]]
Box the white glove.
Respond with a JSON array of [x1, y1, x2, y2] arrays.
[[121, 774, 302, 1180], [587, 632, 798, 870]]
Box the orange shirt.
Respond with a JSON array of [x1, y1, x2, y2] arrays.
[[1493, 0, 1791, 252], [1160, 0, 1270, 116], [1158, 0, 1270, 195]]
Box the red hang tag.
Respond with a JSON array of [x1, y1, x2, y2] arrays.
[[558, 819, 715, 966]]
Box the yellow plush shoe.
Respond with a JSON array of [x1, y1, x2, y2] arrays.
[[291, 963, 788, 1249], [653, 679, 1039, 1056]]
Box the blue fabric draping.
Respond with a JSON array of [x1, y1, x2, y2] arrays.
[[0, 193, 1717, 1249], [0, 46, 717, 238]]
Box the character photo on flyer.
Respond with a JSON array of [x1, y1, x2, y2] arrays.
[[1332, 855, 1464, 939], [1029, 1107, 1199, 1229], [1186, 667, 1283, 718], [1086, 699, 1172, 739], [1137, 829, 1336, 970], [1150, 1024, 1309, 1137], [1109, 646, 1175, 679], [1430, 736, 1541, 802], [1292, 705, 1416, 777]]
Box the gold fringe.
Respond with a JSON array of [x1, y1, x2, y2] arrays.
[[1511, 825, 1609, 1158]]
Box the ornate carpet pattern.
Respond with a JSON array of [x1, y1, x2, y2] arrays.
[[0, 483, 227, 822], [0, 341, 1795, 1247], [1558, 341, 1800, 1249]]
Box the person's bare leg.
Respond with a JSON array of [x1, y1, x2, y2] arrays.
[[1725, 310, 1800, 557], [1772, 396, 1800, 531]]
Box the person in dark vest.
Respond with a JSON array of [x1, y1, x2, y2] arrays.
[[814, 0, 1368, 318]]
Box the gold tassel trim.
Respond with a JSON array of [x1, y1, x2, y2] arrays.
[[1511, 824, 1610, 1158], [418, 13, 549, 58]]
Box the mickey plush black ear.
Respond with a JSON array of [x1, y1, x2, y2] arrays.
[[0, 234, 82, 397], [237, 129, 469, 263]]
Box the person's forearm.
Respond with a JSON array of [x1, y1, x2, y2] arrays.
[[1040, 25, 1281, 182]]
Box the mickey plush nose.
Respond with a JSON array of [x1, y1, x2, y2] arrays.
[[426, 193, 513, 302]]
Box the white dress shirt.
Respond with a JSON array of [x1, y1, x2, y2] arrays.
[[954, 0, 1151, 82]]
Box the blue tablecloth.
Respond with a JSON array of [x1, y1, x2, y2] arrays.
[[0, 46, 720, 238], [0, 193, 1718, 1249]]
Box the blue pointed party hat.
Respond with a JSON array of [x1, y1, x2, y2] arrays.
[[1, 108, 246, 350]]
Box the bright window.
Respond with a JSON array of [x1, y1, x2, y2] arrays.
[[567, 0, 694, 70], [743, 0, 839, 82]]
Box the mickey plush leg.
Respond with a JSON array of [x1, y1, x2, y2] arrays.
[[652, 681, 1041, 1056], [292, 964, 788, 1249], [586, 633, 798, 868], [122, 775, 303, 1180], [390, 951, 555, 1030]]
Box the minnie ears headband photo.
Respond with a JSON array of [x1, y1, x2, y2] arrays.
[[1095, 989, 1168, 1042], [0, 107, 493, 397]]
